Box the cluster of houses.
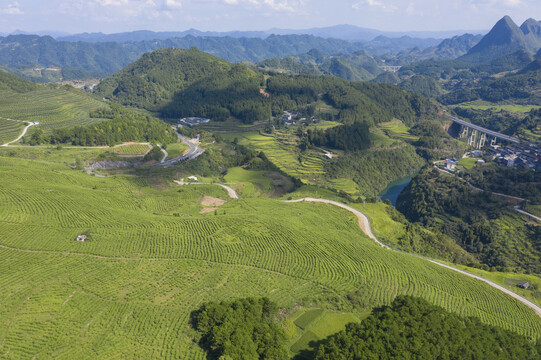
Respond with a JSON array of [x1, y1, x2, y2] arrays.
[[487, 143, 540, 170], [438, 142, 540, 172], [280, 111, 318, 126], [179, 117, 210, 127]]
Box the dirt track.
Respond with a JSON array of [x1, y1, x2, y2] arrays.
[[285, 197, 541, 317]]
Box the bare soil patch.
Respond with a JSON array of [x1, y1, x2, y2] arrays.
[[201, 196, 226, 207]]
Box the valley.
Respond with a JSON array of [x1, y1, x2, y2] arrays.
[[1, 12, 541, 360]]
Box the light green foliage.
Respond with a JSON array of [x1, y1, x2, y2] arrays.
[[0, 87, 109, 134], [0, 118, 24, 144], [1, 157, 541, 358], [113, 143, 151, 155], [163, 142, 188, 159], [457, 157, 479, 169], [224, 167, 273, 197]]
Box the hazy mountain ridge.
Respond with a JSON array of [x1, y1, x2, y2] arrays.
[[57, 25, 479, 43]]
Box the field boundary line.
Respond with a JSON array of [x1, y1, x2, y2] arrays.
[[0, 243, 311, 281], [1, 122, 35, 147], [285, 197, 541, 317]]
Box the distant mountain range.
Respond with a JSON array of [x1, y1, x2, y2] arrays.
[[57, 25, 481, 43]]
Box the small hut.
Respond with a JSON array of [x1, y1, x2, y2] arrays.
[[76, 235, 87, 242], [517, 281, 530, 290]]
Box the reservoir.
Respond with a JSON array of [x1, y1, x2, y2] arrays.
[[379, 175, 414, 206]]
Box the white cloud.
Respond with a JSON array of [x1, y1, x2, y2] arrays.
[[352, 0, 397, 12], [0, 1, 23, 15], [209, 0, 305, 12], [165, 0, 183, 9]]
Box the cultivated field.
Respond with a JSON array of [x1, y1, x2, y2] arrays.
[[163, 142, 188, 159], [1, 157, 541, 358], [0, 118, 24, 144], [112, 143, 151, 156], [0, 87, 109, 135]]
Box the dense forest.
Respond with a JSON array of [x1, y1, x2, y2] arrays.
[[325, 144, 425, 196], [96, 48, 439, 126], [397, 167, 541, 273], [305, 122, 371, 151], [0, 34, 365, 75], [314, 296, 541, 360], [192, 298, 288, 360]]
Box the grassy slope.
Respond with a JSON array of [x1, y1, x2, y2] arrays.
[[0, 118, 24, 144], [0, 86, 109, 141], [1, 156, 541, 359]]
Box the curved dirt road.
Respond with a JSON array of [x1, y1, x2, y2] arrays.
[[286, 197, 541, 317], [173, 180, 239, 199], [1, 122, 35, 146]]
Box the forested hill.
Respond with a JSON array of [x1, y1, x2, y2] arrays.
[[0, 70, 39, 93], [0, 34, 364, 76], [95, 47, 439, 126]]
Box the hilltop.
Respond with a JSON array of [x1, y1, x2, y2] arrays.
[[460, 16, 541, 63]]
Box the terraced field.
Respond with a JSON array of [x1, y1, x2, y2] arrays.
[[1, 156, 541, 358], [0, 118, 24, 144], [0, 87, 109, 135], [239, 133, 328, 184], [113, 143, 151, 155]]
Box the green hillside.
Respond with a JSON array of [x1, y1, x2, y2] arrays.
[[0, 73, 110, 143], [0, 156, 540, 358]]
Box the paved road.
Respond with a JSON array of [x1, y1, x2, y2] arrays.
[[173, 180, 239, 199], [157, 133, 204, 166], [159, 145, 168, 163], [448, 115, 521, 144], [1, 122, 35, 146], [285, 197, 541, 317], [515, 206, 541, 223]]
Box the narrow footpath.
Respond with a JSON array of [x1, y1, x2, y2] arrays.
[[1, 122, 35, 147], [173, 180, 239, 199]]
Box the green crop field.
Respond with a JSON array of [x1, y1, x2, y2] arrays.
[[1, 156, 541, 358], [0, 118, 25, 144], [0, 87, 109, 136], [224, 167, 273, 197], [455, 101, 541, 113], [457, 157, 479, 170], [164, 142, 188, 159], [113, 143, 151, 155], [377, 119, 419, 141]]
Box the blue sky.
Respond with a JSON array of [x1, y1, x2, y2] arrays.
[[0, 0, 539, 34]]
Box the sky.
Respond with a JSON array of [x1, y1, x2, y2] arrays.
[[0, 0, 540, 35]]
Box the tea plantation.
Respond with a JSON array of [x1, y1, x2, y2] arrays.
[[0, 156, 540, 358]]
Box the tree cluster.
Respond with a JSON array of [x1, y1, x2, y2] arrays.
[[192, 297, 288, 360], [306, 122, 371, 151], [315, 296, 541, 360]]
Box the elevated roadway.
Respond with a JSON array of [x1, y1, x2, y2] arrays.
[[448, 115, 521, 144]]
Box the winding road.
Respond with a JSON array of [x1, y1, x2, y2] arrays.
[[1, 122, 35, 147], [286, 197, 541, 317], [157, 133, 204, 166], [173, 180, 239, 199]]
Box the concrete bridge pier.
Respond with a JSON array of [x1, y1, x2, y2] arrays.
[[459, 125, 469, 139], [468, 129, 478, 147], [477, 133, 487, 149]]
